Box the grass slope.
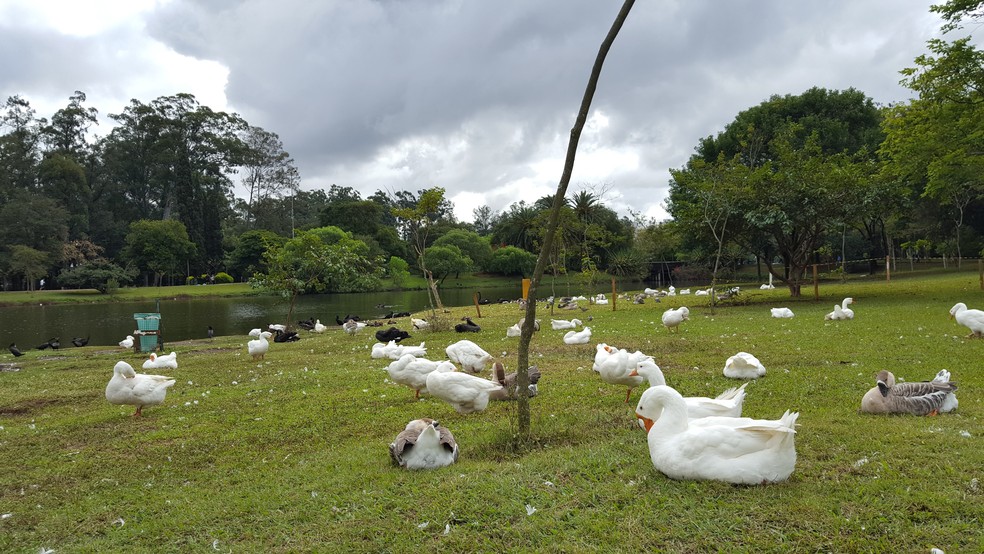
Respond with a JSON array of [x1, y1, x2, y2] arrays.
[[1, 273, 981, 553]]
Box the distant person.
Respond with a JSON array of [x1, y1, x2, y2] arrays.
[[39, 278, 45, 290]]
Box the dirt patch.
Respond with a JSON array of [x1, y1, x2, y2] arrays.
[[0, 362, 20, 372], [0, 392, 100, 415]]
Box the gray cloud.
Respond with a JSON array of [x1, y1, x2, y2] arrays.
[[0, 0, 961, 221]]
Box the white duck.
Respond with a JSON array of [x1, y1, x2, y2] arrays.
[[661, 307, 689, 333], [411, 318, 430, 331], [551, 318, 582, 330], [425, 364, 503, 414], [635, 385, 799, 484], [268, 323, 287, 332], [372, 341, 427, 360], [563, 327, 592, 345], [949, 302, 984, 338], [770, 307, 794, 319], [389, 418, 459, 469], [506, 323, 522, 337], [313, 319, 327, 333], [631, 359, 748, 418], [825, 297, 854, 320], [860, 370, 958, 415], [384, 355, 452, 399], [119, 335, 134, 349], [594, 345, 648, 402], [248, 328, 263, 337], [105, 360, 176, 417], [247, 331, 272, 360], [723, 352, 767, 379], [445, 340, 492, 373], [142, 351, 178, 370], [594, 294, 609, 305]]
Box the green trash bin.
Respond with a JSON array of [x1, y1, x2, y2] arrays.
[[133, 313, 162, 353]]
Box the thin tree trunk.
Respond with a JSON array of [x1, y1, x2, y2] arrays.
[[516, 0, 635, 442]]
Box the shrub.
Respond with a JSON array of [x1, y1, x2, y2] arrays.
[[214, 272, 234, 284], [487, 246, 536, 277]]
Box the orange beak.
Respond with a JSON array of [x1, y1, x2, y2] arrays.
[[628, 368, 639, 377], [636, 413, 654, 432]]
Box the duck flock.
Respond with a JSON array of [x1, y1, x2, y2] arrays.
[[76, 293, 980, 485]]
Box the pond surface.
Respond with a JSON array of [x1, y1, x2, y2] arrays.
[[1, 283, 610, 349]]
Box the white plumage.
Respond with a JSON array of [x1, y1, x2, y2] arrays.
[[313, 319, 327, 333], [661, 307, 689, 332], [119, 335, 134, 349], [371, 341, 427, 360], [825, 297, 854, 320], [445, 340, 492, 373], [247, 331, 272, 360], [563, 327, 592, 345], [142, 351, 178, 370], [389, 418, 459, 469], [770, 307, 794, 318], [551, 318, 582, 330], [632, 359, 747, 419], [105, 360, 175, 417], [384, 355, 452, 399], [425, 364, 503, 414], [636, 385, 798, 484], [723, 352, 767, 379], [949, 302, 984, 338]]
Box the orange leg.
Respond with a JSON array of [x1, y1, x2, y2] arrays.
[[624, 388, 633, 403]]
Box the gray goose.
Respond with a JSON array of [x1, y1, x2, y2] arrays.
[[860, 370, 958, 415]]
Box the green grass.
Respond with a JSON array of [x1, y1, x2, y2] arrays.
[[1, 272, 982, 552]]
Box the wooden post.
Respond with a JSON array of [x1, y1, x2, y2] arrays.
[[473, 292, 482, 318], [812, 264, 819, 301], [885, 255, 891, 282], [611, 277, 617, 311]]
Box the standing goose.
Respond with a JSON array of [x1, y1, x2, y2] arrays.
[[389, 418, 459, 469], [384, 355, 452, 399], [425, 363, 503, 414], [860, 370, 958, 415], [105, 360, 176, 417], [247, 331, 273, 360], [949, 302, 984, 338], [635, 385, 799, 484], [445, 340, 491, 373], [661, 307, 689, 333]]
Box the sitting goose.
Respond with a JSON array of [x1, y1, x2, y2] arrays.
[[860, 370, 958, 415], [389, 418, 459, 470], [488, 362, 541, 401]]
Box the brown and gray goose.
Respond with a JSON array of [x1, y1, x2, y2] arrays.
[[860, 370, 958, 415], [389, 418, 459, 470]]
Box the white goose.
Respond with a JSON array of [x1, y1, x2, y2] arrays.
[[825, 297, 854, 320], [425, 364, 503, 414], [445, 340, 492, 373], [389, 418, 459, 469], [371, 341, 427, 360], [551, 318, 582, 330], [142, 351, 178, 370], [411, 318, 430, 331], [105, 360, 176, 417], [563, 327, 592, 345], [343, 319, 366, 335], [247, 331, 272, 360], [661, 307, 689, 333], [949, 302, 984, 338], [384, 355, 452, 399], [635, 385, 799, 484], [631, 358, 748, 418], [770, 307, 794, 319], [506, 323, 521, 337], [313, 319, 327, 333], [723, 352, 766, 379], [593, 344, 650, 402], [119, 335, 134, 349]]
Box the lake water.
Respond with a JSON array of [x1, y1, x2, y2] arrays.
[[1, 283, 611, 349]]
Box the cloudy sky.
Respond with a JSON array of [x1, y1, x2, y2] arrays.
[[0, 0, 962, 223]]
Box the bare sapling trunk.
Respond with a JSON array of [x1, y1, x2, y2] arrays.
[[515, 0, 635, 443]]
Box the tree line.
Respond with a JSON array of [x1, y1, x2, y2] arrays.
[[1, 1, 981, 296]]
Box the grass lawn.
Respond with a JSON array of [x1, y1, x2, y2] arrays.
[[1, 272, 981, 552]]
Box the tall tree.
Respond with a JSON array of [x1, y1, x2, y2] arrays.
[[241, 126, 300, 228], [122, 219, 197, 286], [391, 187, 450, 311]]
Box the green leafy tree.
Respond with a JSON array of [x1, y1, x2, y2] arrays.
[[7, 245, 48, 291], [58, 260, 136, 293], [249, 229, 381, 326], [391, 187, 450, 311], [423, 244, 472, 284], [488, 246, 536, 277], [226, 229, 285, 281], [122, 219, 197, 286], [387, 256, 410, 288], [432, 229, 492, 272]]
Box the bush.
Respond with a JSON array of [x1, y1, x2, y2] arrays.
[[487, 246, 536, 277], [214, 272, 234, 284], [58, 261, 136, 294], [187, 276, 198, 285]]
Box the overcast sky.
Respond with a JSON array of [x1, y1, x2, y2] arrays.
[[0, 0, 964, 223]]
